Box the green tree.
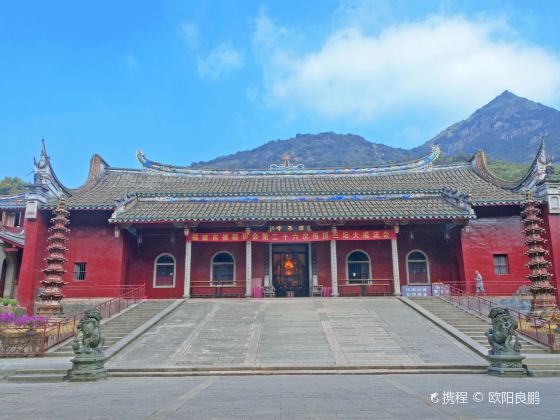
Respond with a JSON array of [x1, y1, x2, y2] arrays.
[[0, 176, 26, 195]]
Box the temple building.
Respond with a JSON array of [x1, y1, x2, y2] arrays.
[[0, 193, 25, 301], [2, 140, 560, 313]]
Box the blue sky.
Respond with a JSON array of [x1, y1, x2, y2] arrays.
[[1, 0, 560, 187]]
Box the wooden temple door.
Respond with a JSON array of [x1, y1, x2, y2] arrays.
[[271, 244, 309, 297]]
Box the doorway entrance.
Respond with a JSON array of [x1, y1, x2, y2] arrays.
[[271, 244, 309, 297]]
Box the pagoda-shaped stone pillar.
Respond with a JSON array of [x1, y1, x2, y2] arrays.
[[521, 195, 559, 318], [37, 198, 70, 316]]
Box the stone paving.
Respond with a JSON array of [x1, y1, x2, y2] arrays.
[[0, 374, 558, 419], [108, 298, 485, 369]]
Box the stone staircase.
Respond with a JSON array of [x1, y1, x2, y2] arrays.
[[409, 297, 549, 354], [6, 369, 69, 383], [46, 300, 173, 357]]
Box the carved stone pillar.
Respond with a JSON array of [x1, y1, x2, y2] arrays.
[[391, 226, 401, 296], [330, 226, 339, 297], [245, 228, 252, 297], [183, 228, 191, 298]]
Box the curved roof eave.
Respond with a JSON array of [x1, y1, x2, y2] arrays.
[[136, 145, 442, 177], [67, 154, 110, 194], [469, 150, 520, 190], [469, 138, 553, 192]]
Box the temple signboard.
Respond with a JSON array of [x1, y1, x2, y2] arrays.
[[187, 229, 395, 242], [269, 225, 311, 232]]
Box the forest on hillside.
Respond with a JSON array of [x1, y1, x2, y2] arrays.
[[0, 177, 25, 195]]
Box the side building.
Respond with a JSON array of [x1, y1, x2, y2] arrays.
[[0, 193, 25, 300], [4, 141, 560, 313]]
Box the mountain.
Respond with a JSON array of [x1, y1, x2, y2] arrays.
[[190, 133, 411, 169], [415, 91, 560, 162], [190, 91, 560, 169]]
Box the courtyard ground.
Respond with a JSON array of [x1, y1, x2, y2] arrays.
[[0, 374, 558, 419]]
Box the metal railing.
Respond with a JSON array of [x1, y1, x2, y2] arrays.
[[0, 285, 145, 357], [443, 280, 540, 296], [441, 285, 557, 352]]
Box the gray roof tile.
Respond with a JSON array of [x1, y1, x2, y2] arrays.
[[59, 164, 524, 210]]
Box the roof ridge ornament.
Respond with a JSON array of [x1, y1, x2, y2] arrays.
[[269, 153, 305, 170], [33, 138, 49, 169], [514, 136, 554, 191], [135, 145, 441, 176], [28, 138, 68, 205]]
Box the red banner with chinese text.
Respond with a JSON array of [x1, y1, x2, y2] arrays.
[[187, 229, 395, 242]]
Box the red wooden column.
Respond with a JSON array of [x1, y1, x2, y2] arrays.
[[17, 211, 47, 314]]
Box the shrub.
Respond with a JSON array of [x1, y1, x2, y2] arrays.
[[0, 298, 18, 306]]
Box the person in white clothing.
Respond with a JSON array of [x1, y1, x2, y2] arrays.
[[475, 271, 485, 296]]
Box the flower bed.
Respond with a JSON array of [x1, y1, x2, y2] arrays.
[[0, 314, 52, 356], [0, 313, 49, 328]]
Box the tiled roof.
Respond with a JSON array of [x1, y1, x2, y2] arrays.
[[0, 226, 25, 247], [0, 193, 26, 209], [109, 194, 474, 223], [57, 164, 524, 210]]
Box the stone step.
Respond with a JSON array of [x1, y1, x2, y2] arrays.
[[7, 369, 67, 383], [527, 369, 560, 377], [48, 339, 125, 353], [45, 352, 74, 357], [106, 364, 488, 377], [107, 368, 488, 377], [7, 374, 65, 383], [470, 339, 543, 352], [410, 297, 550, 354], [426, 315, 479, 318], [45, 300, 177, 357]]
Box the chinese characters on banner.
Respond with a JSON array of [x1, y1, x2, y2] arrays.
[[187, 229, 396, 242], [268, 225, 311, 232]]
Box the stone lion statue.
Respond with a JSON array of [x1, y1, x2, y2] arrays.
[[485, 307, 521, 355], [72, 309, 105, 356]]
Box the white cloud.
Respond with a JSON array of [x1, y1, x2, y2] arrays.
[[123, 53, 139, 71], [197, 44, 244, 80], [179, 21, 199, 50], [253, 13, 560, 121]]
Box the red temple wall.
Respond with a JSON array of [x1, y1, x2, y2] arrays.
[[17, 210, 49, 313], [543, 208, 560, 303], [335, 240, 392, 295], [251, 243, 265, 281], [315, 242, 331, 288], [63, 211, 126, 298], [189, 241, 247, 296], [16, 211, 538, 311], [396, 228, 461, 286], [460, 216, 530, 295], [127, 234, 186, 299]]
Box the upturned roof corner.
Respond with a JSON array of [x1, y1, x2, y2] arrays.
[[69, 154, 110, 194], [514, 137, 554, 191], [29, 138, 68, 203]]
